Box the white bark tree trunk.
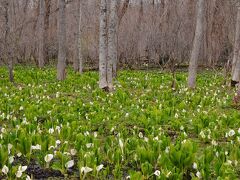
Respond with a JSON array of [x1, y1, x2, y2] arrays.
[[188, 0, 205, 88], [38, 0, 45, 68], [107, 0, 118, 90], [57, 0, 67, 80], [99, 0, 108, 89], [74, 0, 84, 73], [231, 7, 240, 82], [4, 0, 14, 82]]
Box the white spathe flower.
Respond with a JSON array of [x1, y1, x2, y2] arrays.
[[1, 127, 6, 133], [56, 92, 60, 98], [26, 175, 32, 180], [9, 156, 14, 164], [84, 131, 89, 136], [138, 132, 143, 138], [225, 132, 228, 138], [17, 152, 22, 157], [31, 144, 41, 150], [65, 160, 74, 169], [56, 140, 61, 146], [165, 146, 170, 153], [55, 126, 61, 133], [70, 149, 77, 156], [93, 132, 98, 138], [16, 170, 22, 178], [199, 131, 205, 139], [86, 143, 94, 148], [180, 125, 184, 131], [228, 129, 235, 137], [234, 160, 238, 166], [144, 137, 149, 142], [211, 140, 218, 146], [63, 152, 71, 156], [226, 160, 232, 165], [110, 126, 115, 132], [193, 162, 198, 170], [119, 139, 124, 149], [48, 146, 55, 150], [166, 171, 172, 178], [181, 139, 187, 144], [18, 165, 27, 172], [44, 154, 53, 163], [96, 164, 104, 172], [15, 165, 28, 178], [2, 165, 9, 175], [8, 143, 13, 154], [48, 128, 54, 134], [196, 171, 201, 178], [175, 113, 178, 118], [154, 170, 161, 177], [153, 136, 158, 141], [81, 167, 93, 174]]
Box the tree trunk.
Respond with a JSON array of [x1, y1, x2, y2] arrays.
[[38, 0, 45, 68], [99, 0, 108, 89], [4, 0, 14, 83], [74, 0, 84, 74], [231, 7, 240, 83], [57, 0, 66, 80], [44, 0, 51, 64], [206, 0, 216, 66], [118, 0, 129, 25], [188, 0, 205, 88], [108, 0, 118, 84]]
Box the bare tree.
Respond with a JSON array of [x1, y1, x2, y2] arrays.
[[44, 0, 51, 63], [99, 0, 108, 89], [57, 0, 66, 80], [3, 0, 14, 82], [188, 0, 205, 88], [231, 6, 240, 84], [74, 0, 84, 73], [99, 0, 118, 91], [108, 0, 118, 86], [38, 0, 45, 68]]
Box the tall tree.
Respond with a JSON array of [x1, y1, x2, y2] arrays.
[[99, 0, 108, 89], [188, 0, 205, 88], [74, 0, 84, 73], [231, 6, 240, 84], [108, 0, 118, 86], [44, 0, 51, 64], [57, 0, 67, 80], [38, 0, 45, 68], [99, 0, 118, 91], [114, 0, 129, 78], [3, 0, 14, 82]]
